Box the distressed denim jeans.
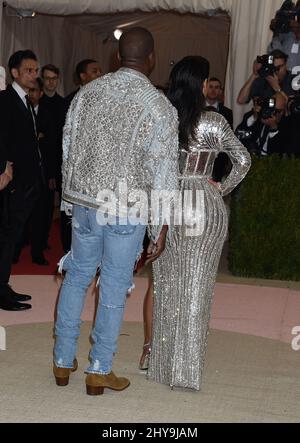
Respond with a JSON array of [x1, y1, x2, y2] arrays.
[[54, 205, 146, 374]]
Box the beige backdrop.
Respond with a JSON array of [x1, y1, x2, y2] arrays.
[[1, 0, 284, 125]]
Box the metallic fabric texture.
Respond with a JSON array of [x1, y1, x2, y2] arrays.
[[62, 67, 179, 215], [148, 112, 251, 391]]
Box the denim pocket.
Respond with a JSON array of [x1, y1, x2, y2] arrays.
[[107, 223, 137, 236]]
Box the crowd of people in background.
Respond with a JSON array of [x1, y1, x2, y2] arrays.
[[0, 1, 299, 398], [235, 0, 300, 157], [0, 0, 299, 315], [0, 52, 102, 311]]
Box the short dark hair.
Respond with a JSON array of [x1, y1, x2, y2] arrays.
[[209, 77, 222, 87], [8, 50, 37, 78], [270, 49, 288, 62], [75, 59, 97, 83], [41, 64, 60, 77]]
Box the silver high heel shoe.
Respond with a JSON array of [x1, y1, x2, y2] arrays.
[[139, 343, 151, 371]]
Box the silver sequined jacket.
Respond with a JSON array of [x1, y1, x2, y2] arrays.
[[62, 68, 179, 214]]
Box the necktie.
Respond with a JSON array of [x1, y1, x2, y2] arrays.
[[25, 94, 38, 138], [25, 95, 45, 183]]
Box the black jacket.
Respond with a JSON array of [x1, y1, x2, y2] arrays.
[[39, 92, 66, 181], [218, 103, 233, 129], [0, 85, 42, 188], [236, 110, 291, 156], [36, 104, 57, 180], [0, 161, 5, 175]]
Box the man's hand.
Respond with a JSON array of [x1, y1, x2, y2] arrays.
[[253, 60, 262, 77], [207, 178, 221, 191], [0, 161, 13, 191], [146, 226, 168, 265]]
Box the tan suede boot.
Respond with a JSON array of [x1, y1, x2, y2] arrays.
[[53, 359, 78, 386], [85, 371, 130, 395]]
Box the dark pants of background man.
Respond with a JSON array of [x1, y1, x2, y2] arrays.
[[30, 186, 55, 259], [0, 181, 41, 301]]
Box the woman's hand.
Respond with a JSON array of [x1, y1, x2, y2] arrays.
[[207, 178, 221, 191]]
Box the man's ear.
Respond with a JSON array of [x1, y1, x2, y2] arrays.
[[11, 68, 18, 80], [148, 51, 156, 72], [79, 72, 86, 85]]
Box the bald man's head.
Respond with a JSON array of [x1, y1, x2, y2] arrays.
[[119, 27, 154, 64], [273, 92, 288, 110]]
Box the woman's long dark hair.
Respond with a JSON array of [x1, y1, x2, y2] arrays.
[[167, 56, 210, 147]]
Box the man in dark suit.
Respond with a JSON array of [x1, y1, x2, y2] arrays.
[[64, 59, 102, 109], [61, 59, 102, 254], [206, 77, 233, 127], [0, 50, 43, 311], [40, 64, 65, 191], [27, 77, 57, 264], [206, 77, 234, 182], [236, 93, 290, 156]]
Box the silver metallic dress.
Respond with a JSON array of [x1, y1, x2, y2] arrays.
[[148, 112, 251, 390]]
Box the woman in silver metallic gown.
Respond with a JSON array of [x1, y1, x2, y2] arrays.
[[148, 56, 251, 391]]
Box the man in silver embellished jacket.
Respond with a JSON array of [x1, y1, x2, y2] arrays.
[[53, 28, 179, 395]]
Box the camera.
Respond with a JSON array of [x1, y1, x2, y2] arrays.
[[271, 0, 300, 34], [259, 97, 279, 120], [235, 128, 261, 155], [256, 55, 276, 78], [236, 128, 253, 141]]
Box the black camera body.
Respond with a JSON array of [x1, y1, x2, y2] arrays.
[[236, 128, 253, 142], [259, 97, 279, 120], [272, 0, 300, 34], [235, 128, 261, 156], [256, 55, 276, 78]]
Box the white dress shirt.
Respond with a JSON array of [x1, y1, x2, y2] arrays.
[[12, 81, 28, 107]]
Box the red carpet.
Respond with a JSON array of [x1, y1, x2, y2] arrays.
[[11, 218, 64, 275]]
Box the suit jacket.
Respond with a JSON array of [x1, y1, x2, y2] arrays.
[[0, 129, 7, 175], [0, 85, 41, 188], [218, 103, 233, 129], [0, 160, 6, 175], [64, 88, 80, 112], [36, 104, 57, 180], [39, 92, 66, 182], [265, 116, 291, 156]]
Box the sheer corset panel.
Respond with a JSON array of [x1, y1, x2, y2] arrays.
[[179, 149, 217, 179]]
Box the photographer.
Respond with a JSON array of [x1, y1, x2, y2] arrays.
[[268, 1, 300, 72], [237, 50, 295, 105], [236, 92, 290, 156], [235, 97, 264, 154]]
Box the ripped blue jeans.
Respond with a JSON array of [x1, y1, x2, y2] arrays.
[[54, 204, 146, 374]]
